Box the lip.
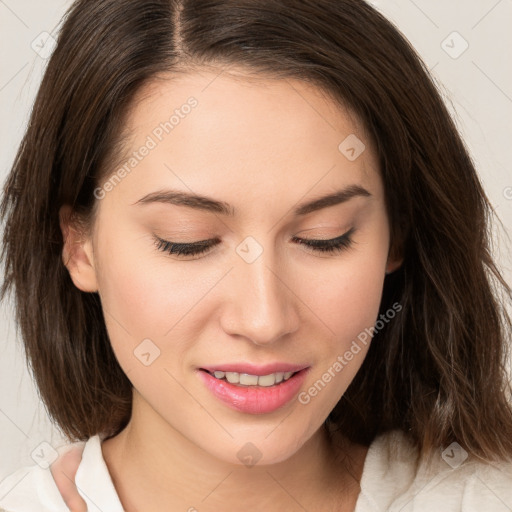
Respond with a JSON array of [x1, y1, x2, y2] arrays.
[[197, 367, 311, 414], [199, 362, 309, 375]]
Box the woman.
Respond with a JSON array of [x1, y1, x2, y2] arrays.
[[1, 0, 511, 510]]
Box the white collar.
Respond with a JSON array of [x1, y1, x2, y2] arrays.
[[0, 435, 123, 511], [74, 434, 124, 511]]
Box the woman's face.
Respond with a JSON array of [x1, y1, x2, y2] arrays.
[[64, 68, 398, 465]]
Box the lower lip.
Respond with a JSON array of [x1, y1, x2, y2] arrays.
[[197, 368, 310, 414]]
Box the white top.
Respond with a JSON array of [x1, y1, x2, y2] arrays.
[[0, 429, 511, 511]]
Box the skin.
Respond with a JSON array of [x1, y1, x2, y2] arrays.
[[59, 67, 402, 511], [50, 445, 86, 512]]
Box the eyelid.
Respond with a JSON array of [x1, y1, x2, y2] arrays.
[[153, 236, 218, 257], [292, 227, 355, 253], [293, 227, 355, 243], [153, 228, 355, 258], [294, 226, 354, 239]]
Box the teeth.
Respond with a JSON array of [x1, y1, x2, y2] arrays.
[[225, 372, 239, 384], [210, 370, 297, 386], [239, 373, 259, 385], [257, 374, 276, 387]]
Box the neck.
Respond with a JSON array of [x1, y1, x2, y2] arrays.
[[101, 391, 367, 511]]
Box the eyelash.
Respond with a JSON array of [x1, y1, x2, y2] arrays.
[[153, 228, 355, 258]]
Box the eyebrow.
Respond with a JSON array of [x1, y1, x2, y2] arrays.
[[133, 184, 371, 217]]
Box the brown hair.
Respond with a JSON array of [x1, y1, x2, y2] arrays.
[[1, 0, 511, 464]]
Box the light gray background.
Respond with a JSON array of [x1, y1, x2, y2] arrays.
[[1, 0, 511, 480]]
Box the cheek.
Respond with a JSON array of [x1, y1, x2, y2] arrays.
[[98, 259, 216, 367], [299, 225, 388, 403], [308, 242, 388, 342], [93, 225, 213, 371], [101, 258, 192, 331], [307, 259, 384, 380]]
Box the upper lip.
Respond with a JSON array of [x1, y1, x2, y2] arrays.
[[200, 362, 310, 375]]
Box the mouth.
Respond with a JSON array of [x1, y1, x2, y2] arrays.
[[199, 368, 301, 387], [197, 367, 310, 414]]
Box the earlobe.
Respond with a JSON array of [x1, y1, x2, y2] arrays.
[[59, 204, 99, 293], [385, 239, 404, 275], [385, 258, 403, 275]]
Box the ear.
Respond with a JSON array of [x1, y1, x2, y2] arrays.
[[385, 256, 403, 275], [59, 204, 98, 293], [385, 234, 404, 275]]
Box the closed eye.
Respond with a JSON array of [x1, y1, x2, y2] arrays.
[[153, 227, 355, 259], [291, 228, 355, 254]]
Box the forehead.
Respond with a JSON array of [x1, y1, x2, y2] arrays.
[[101, 68, 380, 215], [124, 67, 368, 145]]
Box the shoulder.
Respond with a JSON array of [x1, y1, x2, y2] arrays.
[[0, 438, 88, 512], [356, 429, 512, 512]]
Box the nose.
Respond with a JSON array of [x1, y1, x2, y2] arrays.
[[220, 250, 300, 346]]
